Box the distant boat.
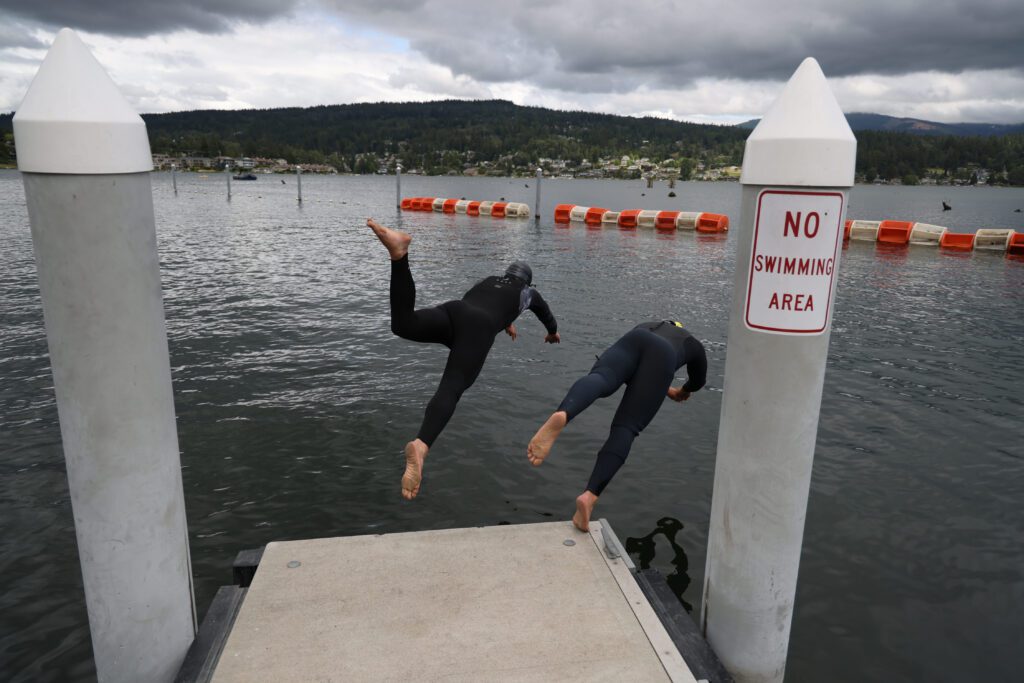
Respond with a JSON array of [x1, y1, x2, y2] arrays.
[[233, 173, 257, 181]]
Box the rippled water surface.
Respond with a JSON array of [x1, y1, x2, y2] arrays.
[[2, 170, 1023, 681]]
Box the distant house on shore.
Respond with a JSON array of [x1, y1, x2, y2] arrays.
[[182, 156, 213, 169]]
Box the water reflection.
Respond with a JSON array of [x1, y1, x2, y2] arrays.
[[625, 516, 693, 612], [874, 243, 910, 263]]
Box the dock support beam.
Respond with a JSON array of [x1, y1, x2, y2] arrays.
[[701, 57, 856, 683], [396, 163, 402, 209], [534, 167, 542, 220], [14, 28, 196, 682], [172, 163, 178, 195], [297, 165, 303, 203]]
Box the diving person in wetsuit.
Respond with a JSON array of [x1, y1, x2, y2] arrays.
[[527, 320, 707, 531], [366, 219, 560, 500]]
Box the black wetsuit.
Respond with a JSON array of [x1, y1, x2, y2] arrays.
[[390, 256, 557, 446], [557, 321, 707, 495]]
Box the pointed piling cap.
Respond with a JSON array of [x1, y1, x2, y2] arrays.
[[13, 29, 152, 174], [740, 58, 856, 187]]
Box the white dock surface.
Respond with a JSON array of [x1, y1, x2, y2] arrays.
[[212, 521, 698, 682]]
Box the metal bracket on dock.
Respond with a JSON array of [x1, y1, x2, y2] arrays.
[[598, 518, 636, 571], [232, 546, 265, 588]]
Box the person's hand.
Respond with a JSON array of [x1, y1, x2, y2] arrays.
[[668, 387, 691, 402], [505, 324, 517, 341], [544, 332, 561, 344]]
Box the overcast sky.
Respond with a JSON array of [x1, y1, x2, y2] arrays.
[[2, 0, 1023, 124]]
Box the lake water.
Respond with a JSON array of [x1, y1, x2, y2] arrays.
[[1, 170, 1022, 681]]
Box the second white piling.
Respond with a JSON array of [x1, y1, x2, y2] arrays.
[[701, 57, 856, 683]]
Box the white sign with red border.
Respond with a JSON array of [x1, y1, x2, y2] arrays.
[[744, 189, 844, 335]]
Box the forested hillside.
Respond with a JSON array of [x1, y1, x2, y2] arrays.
[[141, 100, 747, 174], [2, 100, 1022, 183]]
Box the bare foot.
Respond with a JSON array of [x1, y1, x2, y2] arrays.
[[572, 491, 598, 532], [527, 411, 568, 466], [367, 218, 412, 260], [402, 439, 428, 500]]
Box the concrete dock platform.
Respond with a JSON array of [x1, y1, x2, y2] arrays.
[[207, 521, 702, 682]]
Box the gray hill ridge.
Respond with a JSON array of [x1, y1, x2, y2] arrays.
[[738, 112, 1024, 137]]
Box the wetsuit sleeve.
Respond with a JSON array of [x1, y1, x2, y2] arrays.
[[528, 289, 558, 334], [681, 336, 707, 392]]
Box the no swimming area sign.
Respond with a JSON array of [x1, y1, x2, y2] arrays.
[[744, 189, 845, 335]]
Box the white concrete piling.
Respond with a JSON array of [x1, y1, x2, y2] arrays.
[[534, 167, 542, 219], [171, 163, 177, 195], [297, 165, 303, 203], [225, 163, 231, 200], [396, 163, 402, 208], [13, 28, 196, 682], [700, 57, 856, 683]]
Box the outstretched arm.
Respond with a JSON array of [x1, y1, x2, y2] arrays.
[[681, 337, 708, 393], [527, 289, 560, 342], [668, 337, 707, 403]]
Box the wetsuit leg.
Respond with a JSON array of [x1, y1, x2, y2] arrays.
[[557, 330, 643, 421], [585, 333, 675, 496], [389, 255, 453, 344], [416, 303, 495, 446]]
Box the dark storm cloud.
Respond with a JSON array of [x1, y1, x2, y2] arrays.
[[327, 0, 1024, 88], [0, 0, 298, 37]]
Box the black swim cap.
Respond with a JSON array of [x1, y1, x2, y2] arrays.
[[505, 261, 533, 285]]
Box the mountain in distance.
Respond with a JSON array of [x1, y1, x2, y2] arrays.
[[737, 112, 1024, 137]]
